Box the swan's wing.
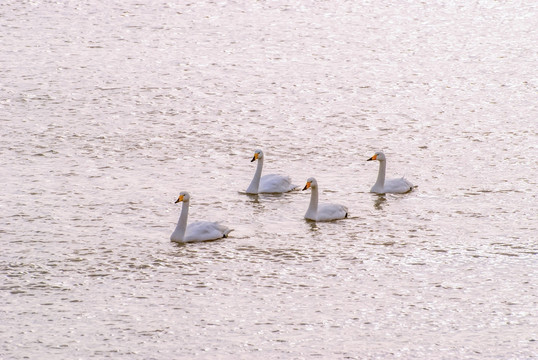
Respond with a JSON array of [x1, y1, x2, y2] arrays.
[[259, 174, 297, 193], [317, 203, 348, 221], [385, 177, 414, 194], [185, 221, 231, 242]]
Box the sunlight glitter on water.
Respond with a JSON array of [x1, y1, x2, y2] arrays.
[[1, 0, 537, 359]]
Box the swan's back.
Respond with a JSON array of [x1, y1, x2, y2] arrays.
[[259, 174, 297, 193], [183, 221, 231, 243], [383, 177, 414, 194], [316, 203, 348, 221]]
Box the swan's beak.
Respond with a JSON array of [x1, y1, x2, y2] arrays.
[[251, 153, 259, 162], [302, 182, 311, 191], [174, 194, 184, 203], [367, 154, 377, 161]]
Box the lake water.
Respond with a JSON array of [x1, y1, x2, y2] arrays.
[[1, 0, 537, 358]]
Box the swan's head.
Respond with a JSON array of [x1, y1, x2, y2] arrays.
[[367, 151, 386, 162], [251, 149, 264, 162], [174, 191, 190, 203], [302, 177, 318, 191]]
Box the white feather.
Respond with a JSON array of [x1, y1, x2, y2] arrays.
[[367, 151, 414, 194], [170, 192, 232, 243], [303, 177, 348, 222], [246, 149, 297, 194]]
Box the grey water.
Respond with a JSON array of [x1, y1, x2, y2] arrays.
[[1, 1, 537, 359]]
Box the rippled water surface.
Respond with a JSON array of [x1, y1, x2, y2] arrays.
[[1, 1, 537, 359]]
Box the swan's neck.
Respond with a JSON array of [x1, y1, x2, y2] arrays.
[[305, 186, 319, 219], [374, 160, 386, 189], [173, 201, 189, 241], [246, 158, 264, 194]]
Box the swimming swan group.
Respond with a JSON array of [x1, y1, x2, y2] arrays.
[[171, 149, 414, 243]]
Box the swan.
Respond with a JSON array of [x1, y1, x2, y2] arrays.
[[246, 149, 297, 194], [367, 151, 414, 194], [302, 177, 348, 221], [170, 192, 232, 243]]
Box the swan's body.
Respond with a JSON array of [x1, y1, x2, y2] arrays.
[[303, 177, 348, 221], [246, 149, 297, 194], [170, 192, 232, 243], [367, 151, 413, 194]]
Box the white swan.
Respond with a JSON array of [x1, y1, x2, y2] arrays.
[[170, 192, 232, 243], [367, 151, 414, 194], [246, 149, 297, 194], [303, 177, 348, 221]]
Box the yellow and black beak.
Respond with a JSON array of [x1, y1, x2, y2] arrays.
[[302, 181, 311, 191], [251, 153, 259, 162], [367, 154, 377, 161], [174, 194, 184, 203]]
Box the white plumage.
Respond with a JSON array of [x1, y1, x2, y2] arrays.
[[303, 177, 348, 222], [367, 151, 414, 194], [246, 149, 297, 194], [170, 192, 232, 243]]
